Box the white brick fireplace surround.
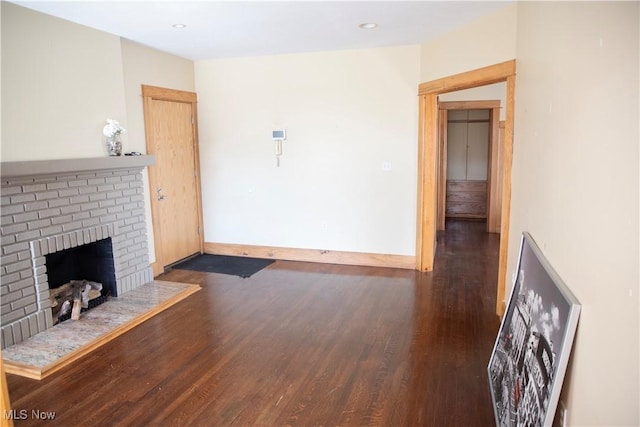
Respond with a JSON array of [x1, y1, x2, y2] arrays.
[[1, 156, 155, 349]]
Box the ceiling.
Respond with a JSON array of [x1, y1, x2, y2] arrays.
[[11, 1, 510, 61]]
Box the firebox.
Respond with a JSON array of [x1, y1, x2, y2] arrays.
[[45, 238, 117, 323]]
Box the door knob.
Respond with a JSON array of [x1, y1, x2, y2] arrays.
[[157, 187, 167, 201]]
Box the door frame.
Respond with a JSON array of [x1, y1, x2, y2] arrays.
[[142, 85, 204, 276], [416, 60, 515, 316], [437, 100, 501, 232]]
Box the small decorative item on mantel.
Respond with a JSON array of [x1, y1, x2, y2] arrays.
[[103, 119, 126, 156]]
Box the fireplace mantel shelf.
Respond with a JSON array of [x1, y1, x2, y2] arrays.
[[1, 155, 155, 179]]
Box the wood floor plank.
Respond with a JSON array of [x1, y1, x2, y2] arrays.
[[5, 219, 500, 426]]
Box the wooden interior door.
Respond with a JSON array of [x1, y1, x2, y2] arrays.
[[142, 85, 203, 274]]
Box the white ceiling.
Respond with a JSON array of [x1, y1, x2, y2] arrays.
[[11, 1, 510, 61]]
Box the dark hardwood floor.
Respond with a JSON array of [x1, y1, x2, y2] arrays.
[[6, 219, 500, 426]]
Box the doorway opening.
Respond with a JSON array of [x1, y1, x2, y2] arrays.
[[415, 60, 516, 317], [437, 101, 503, 234]]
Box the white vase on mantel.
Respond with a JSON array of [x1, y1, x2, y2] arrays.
[[106, 135, 122, 156]]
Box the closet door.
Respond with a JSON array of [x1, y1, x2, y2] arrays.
[[447, 116, 468, 181], [446, 110, 489, 219]]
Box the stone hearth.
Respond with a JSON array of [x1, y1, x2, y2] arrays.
[[1, 156, 154, 349]]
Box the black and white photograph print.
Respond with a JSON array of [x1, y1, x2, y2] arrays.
[[488, 233, 581, 427]]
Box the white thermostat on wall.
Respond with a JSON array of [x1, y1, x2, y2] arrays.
[[272, 130, 286, 141]]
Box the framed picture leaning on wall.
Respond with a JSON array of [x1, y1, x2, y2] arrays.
[[488, 232, 581, 427]]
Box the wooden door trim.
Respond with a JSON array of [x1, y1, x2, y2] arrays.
[[436, 109, 447, 231], [438, 100, 500, 110], [497, 75, 516, 316], [415, 93, 438, 271], [142, 85, 204, 275], [142, 85, 197, 103], [416, 60, 516, 317], [418, 60, 515, 95], [487, 107, 501, 233]]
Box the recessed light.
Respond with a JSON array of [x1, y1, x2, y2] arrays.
[[172, 24, 187, 29], [359, 23, 378, 30]]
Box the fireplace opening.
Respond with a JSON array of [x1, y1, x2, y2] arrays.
[[45, 237, 117, 323]]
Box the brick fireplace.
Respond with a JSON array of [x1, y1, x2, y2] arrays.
[[1, 156, 155, 349]]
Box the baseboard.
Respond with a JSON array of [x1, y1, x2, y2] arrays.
[[204, 242, 416, 270]]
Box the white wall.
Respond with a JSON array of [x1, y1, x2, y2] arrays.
[[195, 46, 420, 255], [1, 2, 127, 160], [420, 3, 517, 82], [511, 2, 639, 425], [440, 83, 507, 120]]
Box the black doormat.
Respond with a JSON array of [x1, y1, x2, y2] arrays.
[[172, 254, 275, 278]]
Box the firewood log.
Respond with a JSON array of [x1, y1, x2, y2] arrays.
[[88, 289, 102, 300], [49, 283, 73, 298], [57, 300, 71, 322], [85, 280, 103, 291], [81, 283, 92, 308], [71, 283, 83, 321]]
